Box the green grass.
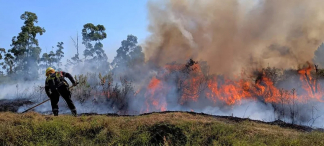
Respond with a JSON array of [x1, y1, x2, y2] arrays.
[[0, 112, 323, 146]]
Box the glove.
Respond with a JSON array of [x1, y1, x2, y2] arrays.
[[45, 90, 52, 98]]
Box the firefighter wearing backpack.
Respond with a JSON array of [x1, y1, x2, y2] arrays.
[[45, 67, 78, 116]]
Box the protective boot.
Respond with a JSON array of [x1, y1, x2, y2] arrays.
[[53, 110, 58, 116], [71, 109, 77, 117]]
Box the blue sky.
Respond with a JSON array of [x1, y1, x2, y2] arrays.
[[0, 0, 150, 62]]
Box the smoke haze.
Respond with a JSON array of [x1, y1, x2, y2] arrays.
[[144, 0, 324, 76]]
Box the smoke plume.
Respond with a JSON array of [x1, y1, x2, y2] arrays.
[[144, 0, 324, 76]]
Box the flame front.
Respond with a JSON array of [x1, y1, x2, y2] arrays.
[[141, 62, 324, 112], [142, 76, 167, 113]]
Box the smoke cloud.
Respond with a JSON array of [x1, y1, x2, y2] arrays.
[[144, 0, 324, 76]]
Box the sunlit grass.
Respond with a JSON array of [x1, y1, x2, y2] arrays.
[[0, 111, 323, 146]]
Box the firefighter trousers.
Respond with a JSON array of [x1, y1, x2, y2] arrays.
[[49, 86, 76, 116]]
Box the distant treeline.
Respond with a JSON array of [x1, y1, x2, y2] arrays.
[[0, 11, 145, 81]]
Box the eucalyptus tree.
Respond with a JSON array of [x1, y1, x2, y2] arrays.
[[8, 11, 45, 80], [112, 35, 144, 71], [82, 23, 109, 72]]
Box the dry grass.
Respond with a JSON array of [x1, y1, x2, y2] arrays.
[[0, 111, 323, 146]]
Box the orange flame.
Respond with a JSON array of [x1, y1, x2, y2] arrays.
[[143, 76, 168, 112], [142, 62, 324, 111]]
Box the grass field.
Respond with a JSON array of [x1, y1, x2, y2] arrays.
[[0, 111, 323, 146]]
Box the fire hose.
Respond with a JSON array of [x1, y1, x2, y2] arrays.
[[21, 83, 79, 113]]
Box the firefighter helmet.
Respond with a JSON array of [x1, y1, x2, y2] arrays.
[[45, 67, 55, 76]]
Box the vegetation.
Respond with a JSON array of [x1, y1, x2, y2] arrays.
[[0, 11, 145, 83], [2, 60, 324, 127], [0, 111, 323, 146]]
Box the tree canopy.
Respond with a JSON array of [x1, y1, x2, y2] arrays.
[[7, 11, 45, 80], [82, 23, 107, 61], [112, 35, 144, 70]]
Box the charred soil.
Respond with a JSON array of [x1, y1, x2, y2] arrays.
[[0, 98, 33, 112]]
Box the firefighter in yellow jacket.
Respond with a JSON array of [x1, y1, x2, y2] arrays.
[[45, 67, 78, 116]]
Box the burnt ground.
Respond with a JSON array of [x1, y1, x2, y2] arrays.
[[0, 98, 34, 112], [1, 99, 323, 133]]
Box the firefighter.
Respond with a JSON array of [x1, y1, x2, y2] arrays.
[[44, 67, 78, 116]]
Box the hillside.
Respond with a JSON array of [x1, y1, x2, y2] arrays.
[[0, 111, 323, 146]]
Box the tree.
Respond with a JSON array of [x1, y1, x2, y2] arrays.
[[111, 35, 145, 71], [2, 53, 15, 75], [70, 33, 81, 63], [55, 42, 64, 70], [8, 11, 45, 80], [81, 23, 109, 72], [0, 48, 5, 60], [66, 33, 82, 71], [0, 48, 6, 75], [39, 53, 49, 69], [39, 51, 56, 70], [82, 23, 107, 62]]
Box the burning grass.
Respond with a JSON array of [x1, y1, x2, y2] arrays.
[[0, 111, 323, 145], [2, 59, 324, 129], [1, 59, 324, 129]]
